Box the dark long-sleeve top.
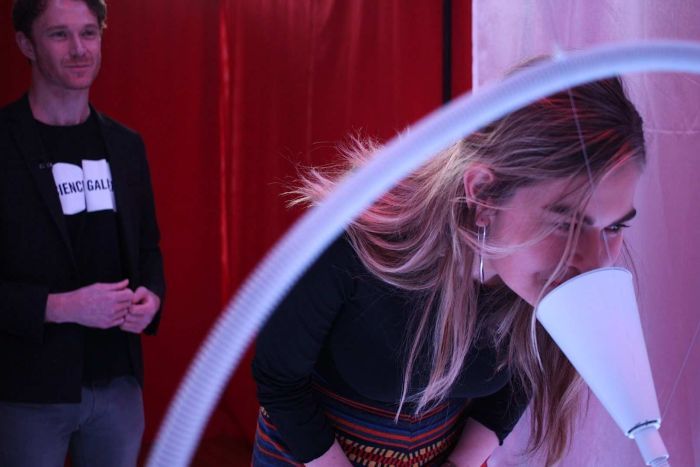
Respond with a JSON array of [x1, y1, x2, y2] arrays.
[[252, 235, 529, 462]]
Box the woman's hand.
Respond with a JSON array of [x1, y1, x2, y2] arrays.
[[305, 440, 353, 467], [442, 418, 498, 466]]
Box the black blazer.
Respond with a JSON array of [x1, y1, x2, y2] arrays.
[[0, 95, 165, 403]]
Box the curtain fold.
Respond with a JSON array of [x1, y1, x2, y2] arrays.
[[474, 1, 700, 465], [216, 0, 450, 449]]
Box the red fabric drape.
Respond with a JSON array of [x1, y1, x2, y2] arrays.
[[217, 0, 471, 453], [1, 1, 470, 464]]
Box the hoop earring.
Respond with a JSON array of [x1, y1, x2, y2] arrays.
[[478, 225, 487, 284]]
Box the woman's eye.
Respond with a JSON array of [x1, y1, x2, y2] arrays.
[[606, 223, 630, 234]]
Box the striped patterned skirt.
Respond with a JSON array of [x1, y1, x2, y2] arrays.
[[252, 383, 469, 466]]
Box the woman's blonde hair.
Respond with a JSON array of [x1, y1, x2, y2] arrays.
[[293, 76, 645, 465]]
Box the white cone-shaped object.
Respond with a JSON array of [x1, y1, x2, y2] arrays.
[[536, 267, 669, 466]]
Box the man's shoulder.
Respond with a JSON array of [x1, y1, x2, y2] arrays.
[[0, 95, 29, 124], [0, 97, 31, 147], [92, 108, 143, 142]]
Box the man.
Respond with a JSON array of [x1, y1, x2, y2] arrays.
[[0, 0, 165, 465]]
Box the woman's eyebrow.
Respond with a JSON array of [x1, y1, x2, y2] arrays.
[[612, 208, 637, 225], [545, 204, 637, 226], [545, 204, 593, 225]]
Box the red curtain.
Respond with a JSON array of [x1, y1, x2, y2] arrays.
[[1, 0, 470, 463], [220, 0, 443, 439]]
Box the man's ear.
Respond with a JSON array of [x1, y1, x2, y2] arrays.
[[16, 31, 36, 61], [463, 164, 496, 226]]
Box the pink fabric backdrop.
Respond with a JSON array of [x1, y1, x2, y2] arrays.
[[473, 1, 700, 465]]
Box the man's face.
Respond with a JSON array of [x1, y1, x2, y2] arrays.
[[19, 0, 102, 93]]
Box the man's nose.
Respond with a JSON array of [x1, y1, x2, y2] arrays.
[[69, 34, 87, 57], [571, 229, 610, 273]]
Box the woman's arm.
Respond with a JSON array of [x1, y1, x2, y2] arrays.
[[443, 418, 499, 467], [252, 236, 359, 462]]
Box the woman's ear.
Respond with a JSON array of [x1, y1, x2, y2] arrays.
[[463, 164, 495, 226]]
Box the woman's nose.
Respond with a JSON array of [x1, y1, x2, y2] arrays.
[[571, 229, 610, 273]]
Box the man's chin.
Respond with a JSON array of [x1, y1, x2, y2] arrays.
[[65, 70, 99, 90], [65, 79, 96, 91]]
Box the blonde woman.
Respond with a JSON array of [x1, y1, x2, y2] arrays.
[[252, 76, 645, 466]]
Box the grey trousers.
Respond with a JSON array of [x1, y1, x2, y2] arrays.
[[0, 375, 145, 467]]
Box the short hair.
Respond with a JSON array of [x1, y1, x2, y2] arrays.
[[12, 0, 107, 38]]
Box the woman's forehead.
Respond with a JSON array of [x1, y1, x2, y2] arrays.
[[503, 162, 641, 225]]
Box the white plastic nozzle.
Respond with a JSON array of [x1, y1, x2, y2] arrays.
[[631, 425, 670, 466], [536, 267, 669, 464]]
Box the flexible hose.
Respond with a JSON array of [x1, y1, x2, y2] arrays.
[[146, 40, 700, 467]]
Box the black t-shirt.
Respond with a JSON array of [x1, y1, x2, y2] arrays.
[[252, 235, 529, 462], [36, 112, 133, 383]]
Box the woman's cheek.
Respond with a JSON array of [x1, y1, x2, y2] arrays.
[[540, 234, 569, 264]]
